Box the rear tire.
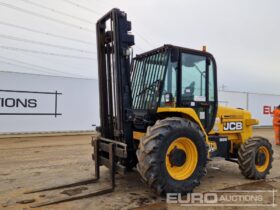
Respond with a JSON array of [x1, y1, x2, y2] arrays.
[[136, 117, 207, 195], [238, 136, 273, 179]]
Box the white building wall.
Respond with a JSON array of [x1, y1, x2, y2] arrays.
[[248, 93, 279, 126], [218, 91, 248, 109], [0, 72, 98, 134]]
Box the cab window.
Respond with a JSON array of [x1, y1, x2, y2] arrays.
[[160, 58, 177, 107], [181, 53, 206, 103]]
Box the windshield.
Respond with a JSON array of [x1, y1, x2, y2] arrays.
[[131, 51, 169, 110]]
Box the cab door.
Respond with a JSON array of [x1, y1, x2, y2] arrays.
[[179, 52, 217, 132]]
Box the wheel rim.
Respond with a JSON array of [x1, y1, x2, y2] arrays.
[[255, 146, 270, 173], [165, 137, 198, 180]]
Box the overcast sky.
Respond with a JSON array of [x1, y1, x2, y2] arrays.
[[0, 0, 279, 94]]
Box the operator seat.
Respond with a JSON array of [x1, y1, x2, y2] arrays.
[[182, 81, 195, 101]]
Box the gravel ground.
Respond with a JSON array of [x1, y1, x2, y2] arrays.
[[0, 128, 279, 210]]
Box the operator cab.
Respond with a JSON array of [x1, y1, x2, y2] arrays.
[[131, 45, 218, 133]]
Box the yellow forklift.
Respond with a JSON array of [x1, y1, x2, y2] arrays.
[[94, 8, 273, 195], [25, 9, 273, 207]]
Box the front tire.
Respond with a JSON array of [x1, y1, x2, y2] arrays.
[[238, 137, 273, 179], [136, 117, 207, 195]]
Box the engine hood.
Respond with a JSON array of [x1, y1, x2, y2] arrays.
[[209, 105, 259, 135]]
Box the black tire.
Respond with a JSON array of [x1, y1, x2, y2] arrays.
[[238, 136, 273, 179], [136, 117, 207, 195]]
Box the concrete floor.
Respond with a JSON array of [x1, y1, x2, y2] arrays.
[[0, 128, 279, 210]]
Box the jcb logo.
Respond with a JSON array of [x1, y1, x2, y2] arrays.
[[223, 122, 243, 131]]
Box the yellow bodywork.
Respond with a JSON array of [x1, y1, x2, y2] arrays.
[[133, 107, 210, 143], [157, 107, 210, 142], [133, 106, 259, 153], [209, 106, 258, 144], [208, 106, 258, 154]]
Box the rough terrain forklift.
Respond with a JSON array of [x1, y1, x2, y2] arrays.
[[22, 9, 274, 208], [94, 8, 273, 195]]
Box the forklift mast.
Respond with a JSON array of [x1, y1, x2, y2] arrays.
[[96, 9, 134, 149]]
